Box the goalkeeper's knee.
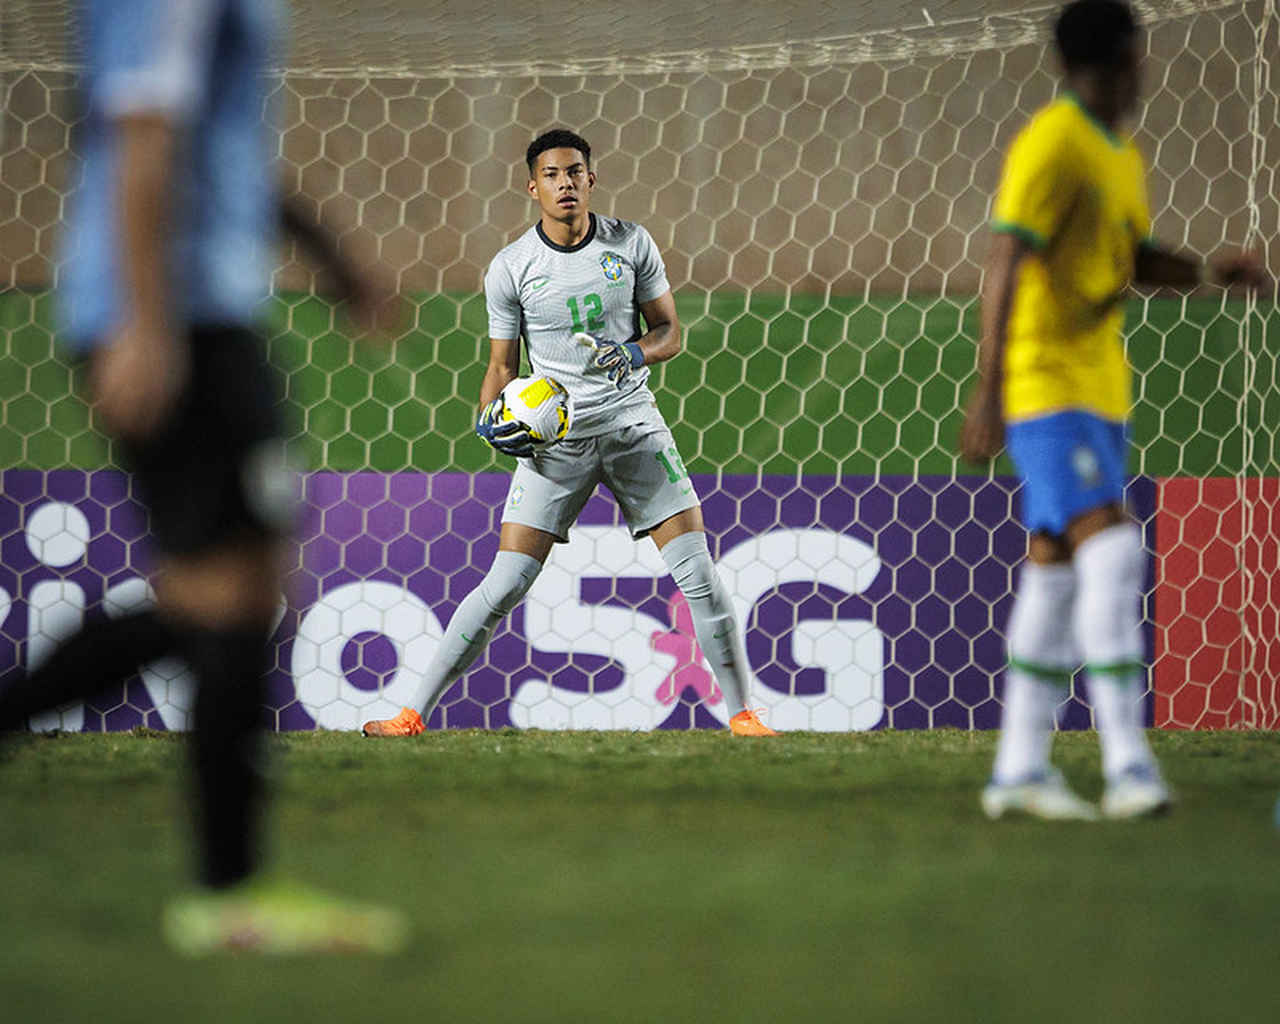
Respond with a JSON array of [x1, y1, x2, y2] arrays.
[[661, 531, 717, 602], [478, 551, 543, 616]]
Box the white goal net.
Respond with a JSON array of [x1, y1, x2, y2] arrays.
[[1, 0, 1277, 731]]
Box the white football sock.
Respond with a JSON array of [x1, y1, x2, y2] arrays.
[[660, 531, 750, 716], [993, 560, 1077, 783], [1073, 524, 1157, 779], [409, 550, 543, 721], [1088, 674, 1151, 779]]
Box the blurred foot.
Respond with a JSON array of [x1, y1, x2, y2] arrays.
[[164, 877, 409, 955], [982, 768, 1099, 821], [1102, 762, 1173, 819]]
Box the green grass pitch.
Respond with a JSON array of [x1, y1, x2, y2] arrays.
[[1, 729, 1277, 1022]]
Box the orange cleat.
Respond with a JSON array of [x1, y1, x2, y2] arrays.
[[729, 708, 778, 736], [361, 707, 425, 737]]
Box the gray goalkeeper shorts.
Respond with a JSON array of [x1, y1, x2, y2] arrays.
[[500, 402, 699, 542]]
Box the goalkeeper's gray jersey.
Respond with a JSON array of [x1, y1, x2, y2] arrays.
[[485, 214, 671, 439]]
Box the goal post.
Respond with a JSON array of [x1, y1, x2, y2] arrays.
[[1, 0, 1277, 731]]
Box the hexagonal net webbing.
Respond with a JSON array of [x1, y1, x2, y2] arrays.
[[1, 1, 1277, 730]]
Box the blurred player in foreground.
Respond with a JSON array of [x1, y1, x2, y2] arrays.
[[0, 0, 405, 952], [362, 128, 777, 737], [960, 0, 1265, 819]]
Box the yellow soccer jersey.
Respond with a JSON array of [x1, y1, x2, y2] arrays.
[[991, 93, 1151, 423]]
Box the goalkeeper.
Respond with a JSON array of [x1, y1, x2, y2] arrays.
[[960, 0, 1265, 819], [362, 129, 777, 737]]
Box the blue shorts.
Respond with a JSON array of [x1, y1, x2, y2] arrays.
[[1005, 410, 1128, 536]]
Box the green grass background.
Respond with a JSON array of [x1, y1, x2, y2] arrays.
[[1, 729, 1277, 1023], [3, 290, 1277, 477]]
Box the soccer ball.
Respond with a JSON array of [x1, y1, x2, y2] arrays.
[[500, 375, 572, 448]]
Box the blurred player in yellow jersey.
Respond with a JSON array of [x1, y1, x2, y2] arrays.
[[960, 0, 1264, 820]]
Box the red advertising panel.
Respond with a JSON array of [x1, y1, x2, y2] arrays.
[[1154, 477, 1280, 728]]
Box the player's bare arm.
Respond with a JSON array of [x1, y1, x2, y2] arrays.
[[92, 112, 188, 442], [280, 195, 403, 336], [959, 231, 1031, 463], [1134, 242, 1266, 290], [479, 337, 522, 406], [631, 290, 682, 365]]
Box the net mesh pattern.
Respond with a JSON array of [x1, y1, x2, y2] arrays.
[[1, 0, 1277, 731]]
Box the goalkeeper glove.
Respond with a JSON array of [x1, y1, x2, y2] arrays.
[[575, 333, 645, 389], [476, 397, 535, 458]]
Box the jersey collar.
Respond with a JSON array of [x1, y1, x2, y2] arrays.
[[1062, 91, 1124, 149], [536, 212, 597, 253]]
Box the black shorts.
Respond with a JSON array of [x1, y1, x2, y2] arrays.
[[113, 325, 294, 557]]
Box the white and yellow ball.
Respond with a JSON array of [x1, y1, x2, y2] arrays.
[[500, 375, 572, 448]]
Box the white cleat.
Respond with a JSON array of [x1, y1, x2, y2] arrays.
[[982, 769, 1100, 821], [1102, 763, 1173, 819]]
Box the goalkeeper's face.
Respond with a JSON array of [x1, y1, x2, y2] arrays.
[[528, 147, 595, 222]]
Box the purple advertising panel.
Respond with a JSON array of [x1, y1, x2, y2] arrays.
[[0, 470, 1155, 732]]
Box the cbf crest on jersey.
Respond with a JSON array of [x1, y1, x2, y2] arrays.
[[600, 252, 626, 282]]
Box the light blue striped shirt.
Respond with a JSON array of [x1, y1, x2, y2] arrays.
[[60, 0, 282, 349]]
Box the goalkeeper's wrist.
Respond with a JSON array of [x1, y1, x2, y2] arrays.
[[624, 341, 645, 368]]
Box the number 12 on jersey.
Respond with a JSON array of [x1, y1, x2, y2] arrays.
[[567, 294, 605, 333]]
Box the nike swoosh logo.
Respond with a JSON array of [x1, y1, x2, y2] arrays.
[[528, 277, 550, 291], [461, 633, 475, 644]]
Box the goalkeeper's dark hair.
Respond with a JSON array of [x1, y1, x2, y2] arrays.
[[526, 129, 591, 174], [1054, 1, 1139, 71]]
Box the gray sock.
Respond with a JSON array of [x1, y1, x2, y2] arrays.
[[659, 531, 750, 716], [410, 550, 543, 721]]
